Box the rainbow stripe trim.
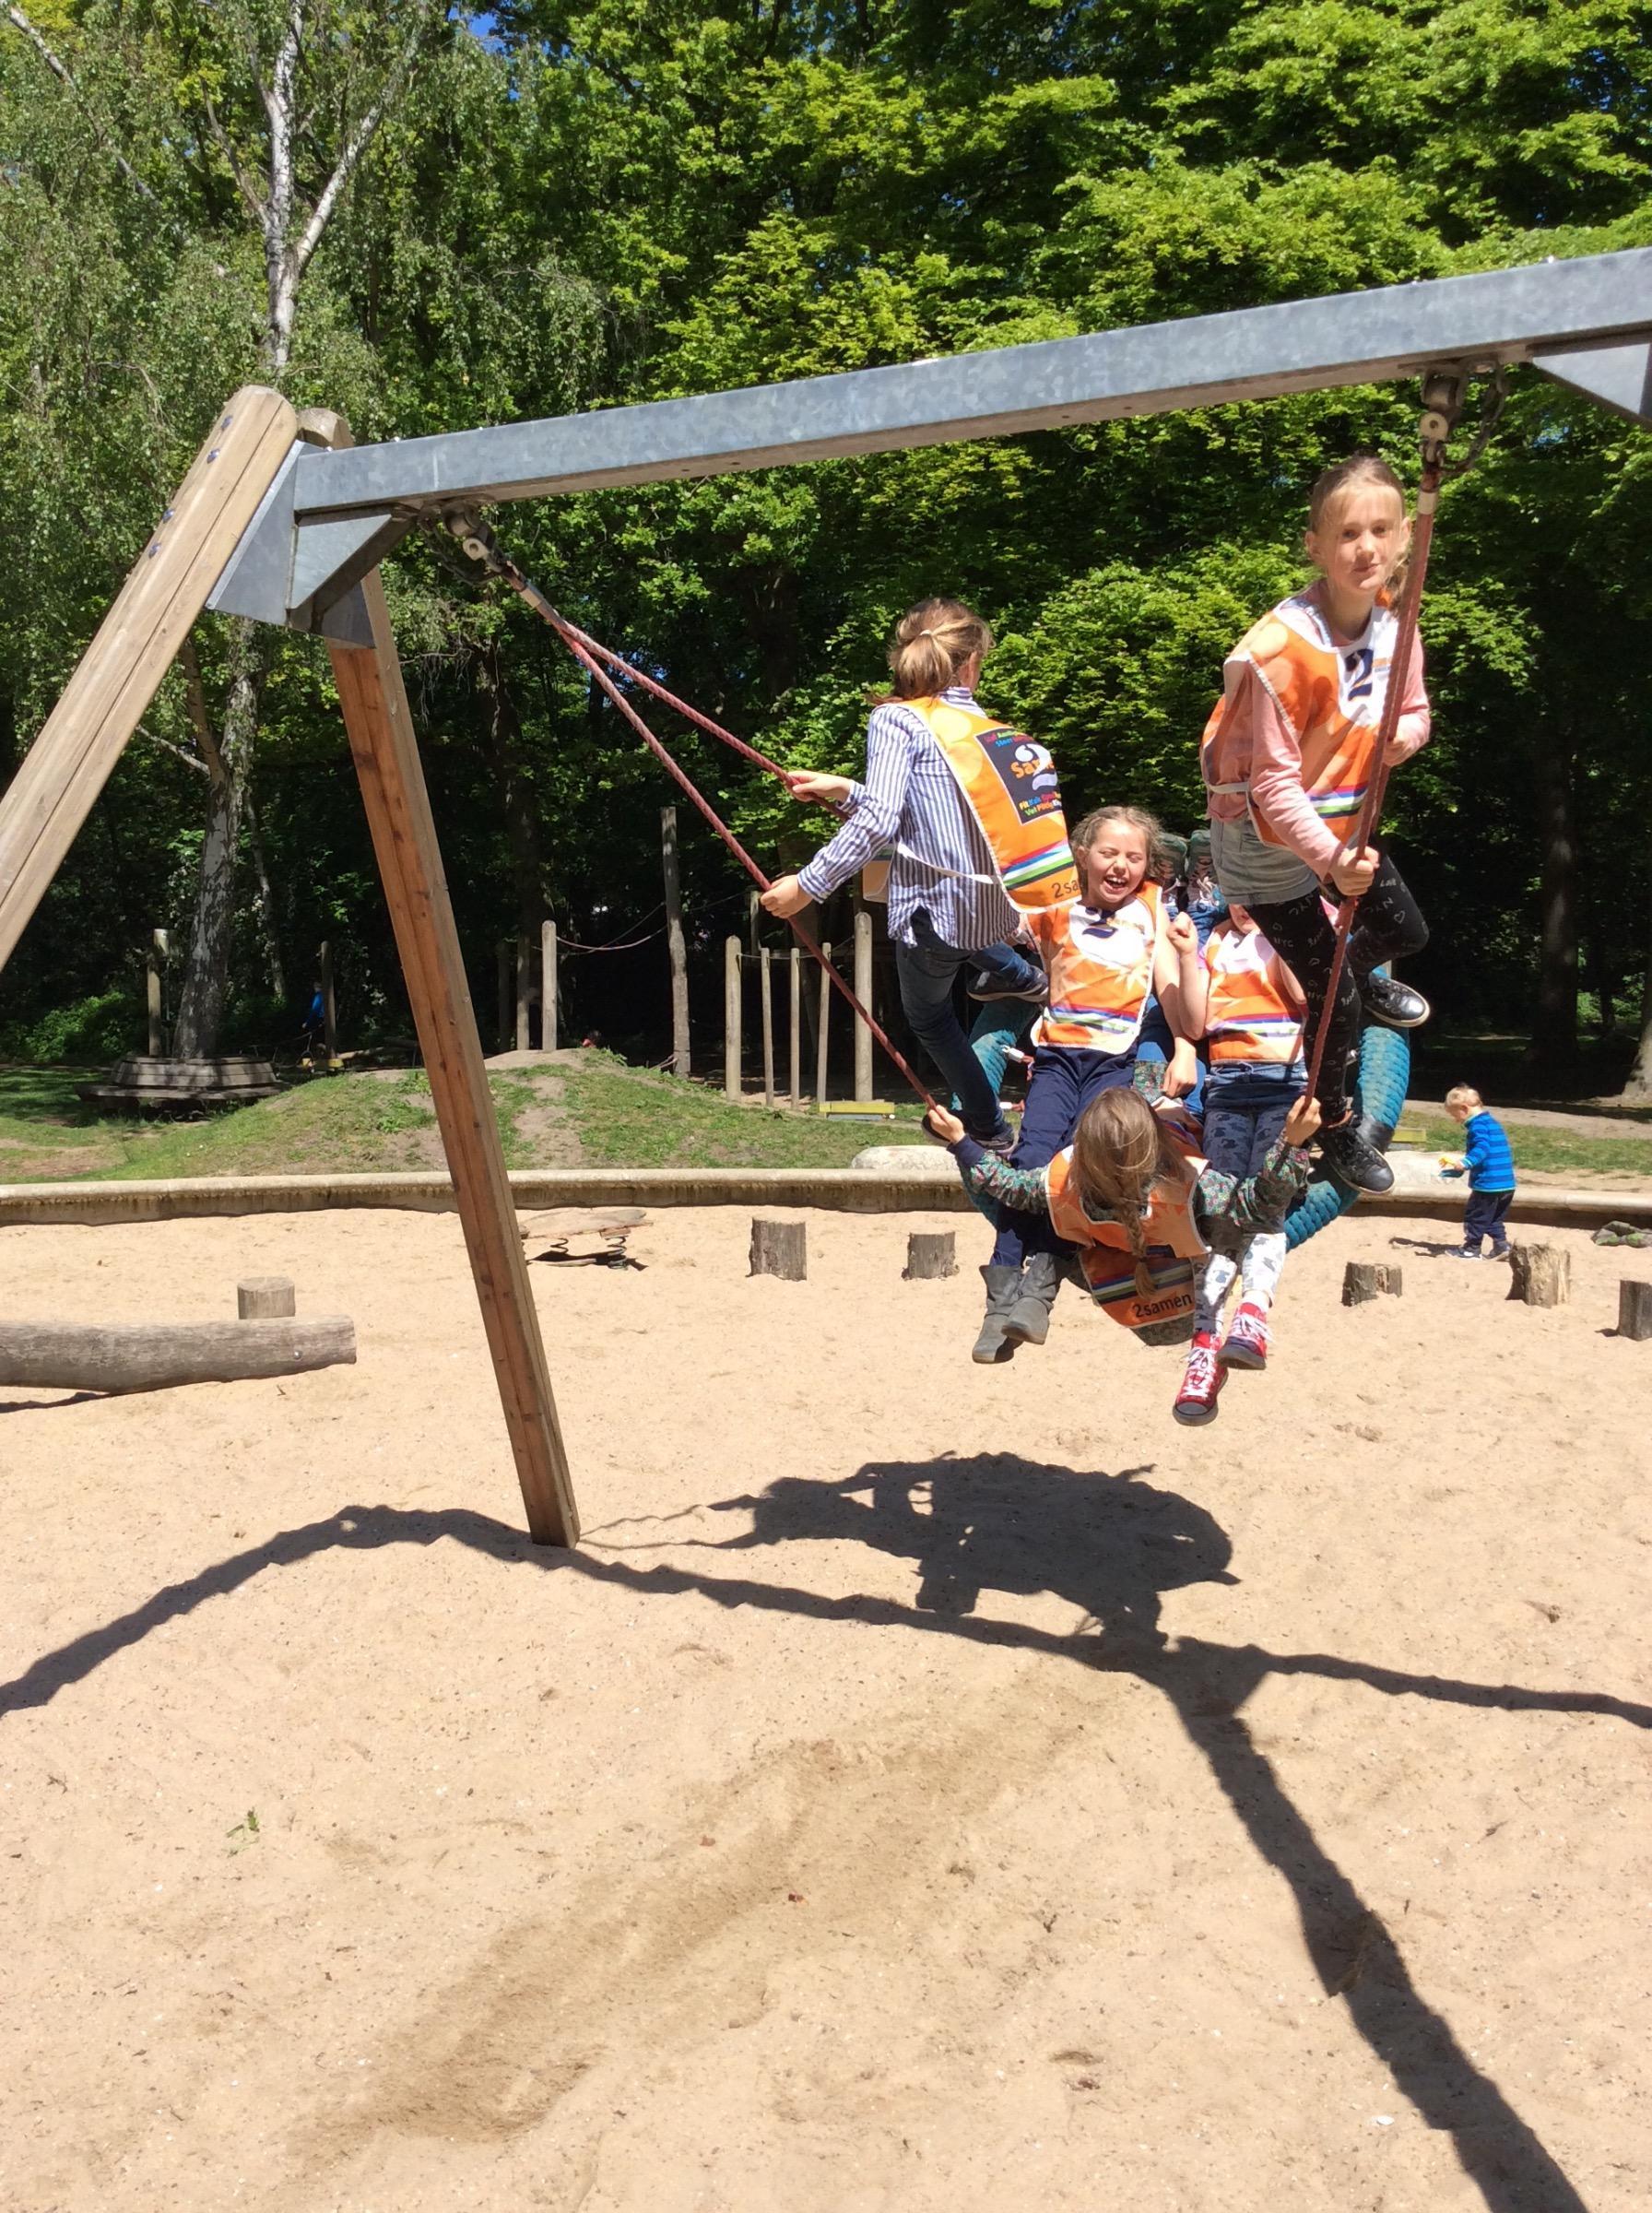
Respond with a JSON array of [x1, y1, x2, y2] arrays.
[[1003, 839, 1077, 892]]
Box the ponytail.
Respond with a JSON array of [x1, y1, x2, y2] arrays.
[[877, 598, 994, 703]]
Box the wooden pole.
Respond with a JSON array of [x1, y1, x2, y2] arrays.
[[515, 925, 532, 1051], [541, 919, 558, 1050], [496, 941, 513, 1054], [789, 947, 802, 1109], [761, 945, 775, 1107], [315, 411, 579, 1546], [662, 804, 690, 1076], [725, 936, 742, 1100], [816, 938, 832, 1105], [319, 939, 337, 1067], [146, 929, 166, 1058], [854, 906, 874, 1103], [0, 388, 297, 976]]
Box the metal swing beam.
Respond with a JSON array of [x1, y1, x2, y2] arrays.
[[4, 251, 1649, 1549]]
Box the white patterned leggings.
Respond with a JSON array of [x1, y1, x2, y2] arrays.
[[1194, 1232, 1288, 1339]]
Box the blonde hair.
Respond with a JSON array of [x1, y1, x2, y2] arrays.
[[1446, 1084, 1483, 1113], [1307, 454, 1410, 589], [880, 598, 994, 702], [1069, 1088, 1186, 1299], [1070, 804, 1162, 900]]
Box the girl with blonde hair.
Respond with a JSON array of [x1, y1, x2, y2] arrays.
[[762, 597, 1070, 1150], [1200, 454, 1432, 1196]]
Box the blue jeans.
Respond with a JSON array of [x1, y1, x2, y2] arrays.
[[898, 911, 1041, 1141], [990, 1045, 1137, 1265]]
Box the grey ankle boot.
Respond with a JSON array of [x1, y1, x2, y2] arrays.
[[972, 1264, 1024, 1364], [1004, 1251, 1063, 1346]]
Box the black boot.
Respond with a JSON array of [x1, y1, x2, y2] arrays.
[[1317, 1115, 1395, 1195], [1003, 1251, 1063, 1347], [1361, 974, 1431, 1029], [972, 1264, 1024, 1364]]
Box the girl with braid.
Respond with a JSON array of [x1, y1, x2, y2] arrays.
[[924, 1084, 1320, 1423]]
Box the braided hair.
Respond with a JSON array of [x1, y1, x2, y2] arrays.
[[1068, 1087, 1186, 1298]]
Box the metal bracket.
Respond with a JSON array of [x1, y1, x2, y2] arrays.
[[1530, 340, 1652, 425]]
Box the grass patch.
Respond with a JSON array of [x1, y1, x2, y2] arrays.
[[556, 1053, 927, 1168], [1397, 1113, 1652, 1179]]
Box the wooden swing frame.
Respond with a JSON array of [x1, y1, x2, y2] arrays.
[[1, 250, 1646, 1548]]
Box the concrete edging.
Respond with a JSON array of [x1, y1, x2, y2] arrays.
[[0, 1166, 1648, 1230]]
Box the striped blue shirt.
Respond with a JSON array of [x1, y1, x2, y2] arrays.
[[1462, 1110, 1516, 1191], [796, 689, 1019, 951]]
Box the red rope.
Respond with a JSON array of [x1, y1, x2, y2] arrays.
[[466, 535, 939, 1110], [1302, 457, 1444, 1106]]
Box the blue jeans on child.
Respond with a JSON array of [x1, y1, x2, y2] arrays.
[[898, 910, 1043, 1142], [990, 1045, 1138, 1265]]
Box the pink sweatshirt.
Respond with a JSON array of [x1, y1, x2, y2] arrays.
[[1206, 584, 1431, 876]]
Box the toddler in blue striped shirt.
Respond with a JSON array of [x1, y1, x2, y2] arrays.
[[1442, 1085, 1516, 1259]]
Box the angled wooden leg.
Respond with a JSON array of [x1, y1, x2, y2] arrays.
[[0, 387, 296, 973], [327, 570, 580, 1547]]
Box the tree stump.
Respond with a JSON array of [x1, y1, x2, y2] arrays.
[[238, 1275, 296, 1320], [1342, 1261, 1403, 1307], [903, 1231, 957, 1281], [749, 1218, 807, 1281], [1617, 1279, 1652, 1342], [1507, 1243, 1570, 1308]]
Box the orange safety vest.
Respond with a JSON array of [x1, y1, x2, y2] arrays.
[[903, 696, 1079, 913], [1200, 592, 1400, 855], [1044, 1106, 1207, 1333], [1203, 923, 1303, 1066], [1030, 884, 1161, 1053]]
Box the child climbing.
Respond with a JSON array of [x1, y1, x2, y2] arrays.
[[1183, 901, 1308, 1376], [1441, 1084, 1517, 1259], [761, 598, 1075, 1150], [1201, 454, 1432, 1197], [972, 805, 1203, 1365], [925, 1086, 1320, 1424]]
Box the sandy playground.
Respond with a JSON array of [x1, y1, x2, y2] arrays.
[[2, 1199, 1649, 2213]]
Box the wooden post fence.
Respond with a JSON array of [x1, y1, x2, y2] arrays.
[[662, 803, 690, 1076], [854, 906, 874, 1102], [515, 925, 532, 1051], [816, 938, 832, 1105], [789, 947, 802, 1108], [496, 941, 513, 1053], [541, 919, 558, 1050], [725, 935, 742, 1100], [761, 945, 775, 1107]]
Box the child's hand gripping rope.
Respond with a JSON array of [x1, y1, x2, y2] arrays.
[[1281, 1095, 1324, 1148]]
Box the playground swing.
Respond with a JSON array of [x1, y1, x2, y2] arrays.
[[0, 254, 1646, 1547]]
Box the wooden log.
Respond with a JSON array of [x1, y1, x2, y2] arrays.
[[238, 1275, 296, 1320], [1342, 1261, 1380, 1307], [0, 1316, 354, 1394], [903, 1231, 957, 1280], [816, 937, 832, 1104], [789, 947, 802, 1109], [1508, 1242, 1570, 1308], [661, 804, 690, 1076], [317, 409, 579, 1548], [761, 945, 775, 1107], [724, 935, 742, 1100], [1617, 1279, 1652, 1341], [541, 919, 558, 1050], [854, 906, 874, 1102], [749, 1217, 807, 1281], [1376, 1263, 1403, 1296], [0, 387, 297, 976]]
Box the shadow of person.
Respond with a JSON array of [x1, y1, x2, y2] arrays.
[[704, 1453, 1235, 1657]]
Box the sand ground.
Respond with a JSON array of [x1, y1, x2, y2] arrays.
[[2, 1202, 1649, 2213]]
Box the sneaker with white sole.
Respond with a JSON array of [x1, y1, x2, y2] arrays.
[[1173, 1340, 1226, 1425]]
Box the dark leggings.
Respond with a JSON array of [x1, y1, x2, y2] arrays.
[[1249, 853, 1427, 1120]]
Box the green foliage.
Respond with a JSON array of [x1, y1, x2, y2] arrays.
[[0, 990, 142, 1063]]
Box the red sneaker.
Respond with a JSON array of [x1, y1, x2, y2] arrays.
[[1173, 1340, 1225, 1425], [1221, 1303, 1270, 1372]]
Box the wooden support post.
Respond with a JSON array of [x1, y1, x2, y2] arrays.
[[749, 1218, 807, 1280], [238, 1276, 296, 1320], [1618, 1279, 1652, 1341], [146, 929, 167, 1058], [854, 906, 874, 1103], [541, 919, 558, 1050], [662, 804, 690, 1077], [319, 939, 337, 1067], [317, 417, 579, 1545], [1508, 1243, 1570, 1308], [816, 939, 832, 1105], [497, 941, 513, 1053], [761, 945, 775, 1107], [515, 925, 532, 1052], [725, 936, 742, 1100], [903, 1232, 957, 1280], [0, 388, 297, 976], [789, 948, 802, 1108]]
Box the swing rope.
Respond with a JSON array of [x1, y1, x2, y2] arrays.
[[448, 517, 940, 1112], [1302, 372, 1467, 1106]]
